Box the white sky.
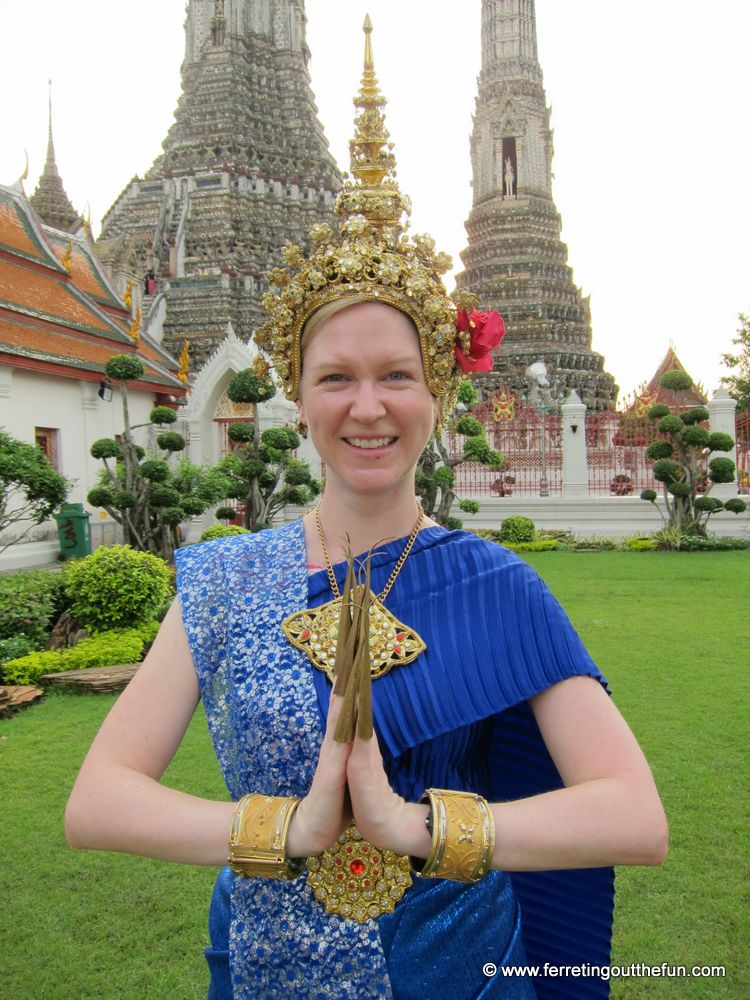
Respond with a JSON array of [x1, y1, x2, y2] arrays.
[[1, 0, 748, 402]]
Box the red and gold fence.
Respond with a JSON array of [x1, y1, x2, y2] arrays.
[[448, 390, 563, 497], [586, 412, 660, 496], [736, 410, 750, 495]]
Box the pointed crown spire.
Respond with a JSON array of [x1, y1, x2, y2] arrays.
[[255, 16, 482, 431], [335, 15, 410, 231]]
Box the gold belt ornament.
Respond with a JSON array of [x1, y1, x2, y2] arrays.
[[307, 824, 412, 922]]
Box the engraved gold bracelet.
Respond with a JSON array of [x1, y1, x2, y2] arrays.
[[413, 789, 495, 882], [228, 793, 305, 880]]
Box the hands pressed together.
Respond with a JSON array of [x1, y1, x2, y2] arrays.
[[285, 693, 430, 862]]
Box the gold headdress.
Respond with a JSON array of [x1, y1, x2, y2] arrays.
[[254, 16, 478, 427]]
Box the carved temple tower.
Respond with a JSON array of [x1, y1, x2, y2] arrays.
[[98, 0, 341, 366], [457, 0, 617, 409], [30, 89, 83, 235]]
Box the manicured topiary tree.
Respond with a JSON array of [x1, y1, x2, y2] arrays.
[[216, 363, 320, 530], [87, 355, 230, 559], [640, 370, 746, 537], [0, 428, 70, 552], [416, 380, 504, 529]]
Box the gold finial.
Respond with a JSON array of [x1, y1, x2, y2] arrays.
[[178, 339, 190, 385], [18, 149, 29, 186], [363, 15, 374, 72], [82, 204, 92, 239], [123, 279, 133, 310], [129, 308, 141, 346], [61, 239, 74, 270], [336, 16, 408, 228], [252, 354, 270, 379]]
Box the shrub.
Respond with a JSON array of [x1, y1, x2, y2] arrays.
[[455, 416, 484, 437], [658, 415, 684, 435], [640, 489, 658, 502], [0, 635, 37, 666], [1, 623, 159, 685], [660, 369, 693, 391], [624, 536, 658, 551], [681, 406, 710, 425], [694, 496, 724, 514], [140, 459, 170, 483], [571, 538, 618, 551], [106, 354, 145, 382], [198, 524, 251, 543], [90, 438, 121, 460], [504, 538, 558, 552], [706, 432, 735, 453], [679, 535, 750, 552], [646, 441, 674, 461], [647, 404, 670, 420], [156, 432, 186, 452], [149, 406, 177, 425], [261, 427, 300, 451], [472, 528, 504, 544], [64, 545, 172, 632], [653, 526, 683, 550], [227, 369, 276, 404], [681, 425, 710, 449], [458, 499, 481, 515], [215, 506, 237, 521], [227, 422, 255, 444], [709, 457, 736, 483], [724, 498, 748, 514], [0, 569, 67, 646], [499, 515, 536, 544], [653, 459, 681, 483]]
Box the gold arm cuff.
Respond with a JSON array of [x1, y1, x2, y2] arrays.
[[415, 789, 495, 882], [228, 794, 304, 880]]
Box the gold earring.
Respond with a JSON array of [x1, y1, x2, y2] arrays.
[[296, 419, 308, 439]]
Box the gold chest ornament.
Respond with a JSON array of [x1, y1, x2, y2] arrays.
[[282, 505, 426, 921]]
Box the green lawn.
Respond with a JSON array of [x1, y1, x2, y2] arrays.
[[1, 551, 748, 998]]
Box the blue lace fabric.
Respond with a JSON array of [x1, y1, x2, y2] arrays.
[[175, 522, 614, 999]]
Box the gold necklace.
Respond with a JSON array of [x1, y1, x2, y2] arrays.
[[282, 504, 427, 680]]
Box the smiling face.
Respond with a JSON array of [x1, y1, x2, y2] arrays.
[[298, 301, 436, 503]]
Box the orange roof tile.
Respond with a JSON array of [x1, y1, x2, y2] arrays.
[[0, 201, 59, 269], [0, 257, 123, 338], [0, 316, 182, 389]]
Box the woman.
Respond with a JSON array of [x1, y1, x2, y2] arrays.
[[66, 20, 667, 999]]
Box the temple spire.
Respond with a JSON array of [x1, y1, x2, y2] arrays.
[[456, 0, 617, 410], [29, 81, 82, 233]]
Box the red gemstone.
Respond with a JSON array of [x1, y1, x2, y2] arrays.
[[350, 859, 365, 876], [396, 632, 406, 641], [394, 646, 402, 655], [300, 629, 310, 640]]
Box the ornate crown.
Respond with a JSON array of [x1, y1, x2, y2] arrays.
[[254, 16, 478, 422]]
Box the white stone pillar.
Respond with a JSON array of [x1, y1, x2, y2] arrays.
[[708, 388, 738, 500], [561, 390, 588, 496]]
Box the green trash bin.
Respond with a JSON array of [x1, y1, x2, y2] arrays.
[[55, 503, 92, 559]]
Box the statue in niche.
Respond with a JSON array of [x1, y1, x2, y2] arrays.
[[503, 156, 515, 198]]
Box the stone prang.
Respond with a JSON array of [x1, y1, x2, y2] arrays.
[[456, 0, 618, 410], [97, 0, 341, 368]]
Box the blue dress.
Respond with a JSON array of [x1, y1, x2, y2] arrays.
[[175, 521, 614, 999]]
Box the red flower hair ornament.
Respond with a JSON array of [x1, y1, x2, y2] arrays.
[[454, 309, 505, 373]]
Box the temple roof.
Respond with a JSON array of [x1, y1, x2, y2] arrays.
[[0, 183, 185, 394], [622, 346, 708, 413], [28, 93, 82, 234]]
